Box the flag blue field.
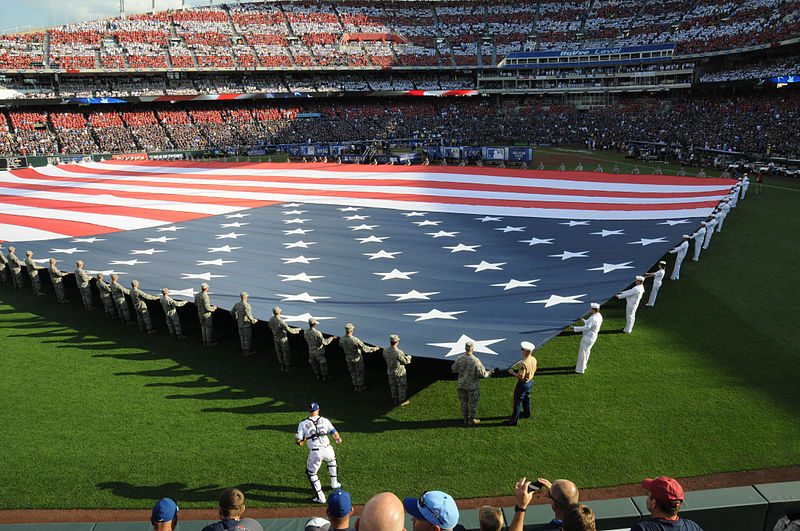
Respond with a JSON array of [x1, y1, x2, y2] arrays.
[[0, 161, 735, 368]]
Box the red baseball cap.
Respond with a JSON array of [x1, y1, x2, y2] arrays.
[[642, 476, 684, 504]]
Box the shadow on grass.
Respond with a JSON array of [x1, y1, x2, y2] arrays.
[[96, 481, 309, 505]]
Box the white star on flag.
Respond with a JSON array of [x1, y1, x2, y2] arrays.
[[364, 250, 401, 260], [495, 226, 526, 232], [284, 240, 317, 249], [404, 309, 466, 321], [167, 288, 196, 298], [157, 226, 185, 232], [88, 269, 119, 276], [350, 224, 378, 231], [561, 221, 590, 227], [338, 207, 361, 212], [282, 203, 302, 208], [444, 243, 481, 253], [130, 248, 166, 255], [215, 232, 245, 239], [628, 237, 667, 246], [284, 228, 313, 235], [283, 210, 307, 215], [197, 259, 235, 266], [282, 255, 319, 264], [465, 261, 507, 272], [356, 235, 390, 244], [374, 269, 417, 280], [475, 216, 502, 222], [658, 219, 690, 226], [386, 290, 440, 301], [181, 272, 226, 281], [49, 248, 87, 254], [587, 262, 634, 274], [276, 292, 330, 303], [281, 312, 336, 323], [590, 229, 625, 237], [221, 222, 249, 228], [279, 272, 325, 282], [491, 279, 540, 290], [72, 237, 105, 243], [344, 214, 369, 220], [413, 220, 442, 227], [548, 250, 589, 260], [527, 293, 587, 307], [208, 245, 242, 253], [401, 211, 426, 217], [519, 237, 554, 246], [428, 334, 505, 356], [225, 213, 250, 218], [145, 236, 177, 243], [109, 259, 149, 266], [283, 218, 310, 224], [427, 230, 459, 238]]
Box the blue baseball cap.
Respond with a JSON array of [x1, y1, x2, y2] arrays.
[[403, 491, 459, 530], [151, 498, 179, 522], [309, 402, 320, 411], [327, 489, 352, 518]]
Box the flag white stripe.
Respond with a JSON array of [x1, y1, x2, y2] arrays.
[[0, 202, 169, 231], [0, 222, 71, 242]]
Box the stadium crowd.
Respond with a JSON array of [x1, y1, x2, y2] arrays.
[[1, 90, 797, 158]]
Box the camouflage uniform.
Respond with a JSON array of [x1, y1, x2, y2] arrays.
[[47, 260, 68, 303], [110, 277, 133, 323], [383, 340, 412, 405], [74, 263, 94, 310], [194, 287, 215, 346], [130, 282, 158, 333], [6, 249, 24, 290], [231, 294, 258, 354], [339, 325, 379, 391], [451, 350, 491, 425], [0, 247, 9, 285], [160, 291, 187, 337], [304, 324, 334, 379], [95, 275, 118, 318], [268, 309, 300, 370], [25, 253, 44, 295]]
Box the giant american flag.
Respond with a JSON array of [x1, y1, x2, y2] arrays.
[[0, 161, 735, 369]]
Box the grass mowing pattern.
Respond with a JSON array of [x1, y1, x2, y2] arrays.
[[1, 155, 798, 509]]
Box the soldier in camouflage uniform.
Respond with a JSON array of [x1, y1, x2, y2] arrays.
[[130, 280, 158, 333], [74, 261, 94, 310], [231, 291, 258, 356], [160, 288, 187, 338], [338, 322, 379, 392], [304, 317, 336, 381], [451, 341, 493, 426], [383, 334, 412, 406], [268, 306, 301, 371], [6, 246, 24, 290], [95, 273, 118, 318], [194, 282, 217, 347], [110, 273, 134, 324], [6, 246, 25, 290], [25, 250, 45, 295], [47, 258, 69, 303], [0, 244, 10, 286]]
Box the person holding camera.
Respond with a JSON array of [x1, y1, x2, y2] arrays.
[[510, 477, 580, 531]]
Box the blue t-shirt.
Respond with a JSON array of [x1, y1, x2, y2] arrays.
[[201, 518, 243, 531], [631, 517, 703, 530]]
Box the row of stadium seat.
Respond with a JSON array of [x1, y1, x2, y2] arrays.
[[1, 0, 799, 72]]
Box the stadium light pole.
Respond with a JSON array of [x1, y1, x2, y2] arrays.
[[120, 0, 125, 18]]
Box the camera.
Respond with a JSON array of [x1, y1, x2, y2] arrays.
[[527, 480, 545, 492]]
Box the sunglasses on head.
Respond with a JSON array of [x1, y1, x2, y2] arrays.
[[418, 491, 446, 527]]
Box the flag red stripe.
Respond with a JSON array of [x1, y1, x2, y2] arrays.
[[0, 213, 120, 237], [0, 195, 209, 222]]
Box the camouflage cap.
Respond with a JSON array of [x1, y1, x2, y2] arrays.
[[308, 317, 317, 325], [200, 282, 209, 289], [389, 334, 399, 343], [344, 323, 354, 331], [241, 291, 248, 299], [272, 306, 281, 314], [465, 341, 475, 350]]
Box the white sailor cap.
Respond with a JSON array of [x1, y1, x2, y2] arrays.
[[520, 341, 535, 351], [590, 302, 600, 309], [636, 275, 645, 282]]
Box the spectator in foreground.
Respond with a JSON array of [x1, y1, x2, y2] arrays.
[[355, 492, 406, 531], [328, 489, 356, 531], [510, 476, 579, 531], [202, 487, 247, 531], [631, 476, 702, 530], [403, 490, 459, 531], [561, 504, 595, 531], [773, 502, 800, 531], [151, 498, 179, 531], [478, 506, 503, 531]]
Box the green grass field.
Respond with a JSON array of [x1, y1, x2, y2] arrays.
[[1, 153, 798, 510]]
